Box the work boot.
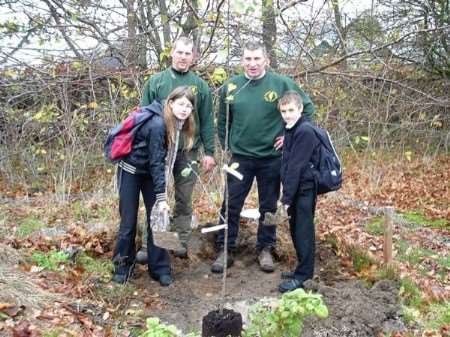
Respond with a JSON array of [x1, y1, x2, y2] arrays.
[[158, 274, 174, 287], [112, 260, 135, 284], [135, 247, 148, 264], [173, 245, 188, 259], [211, 250, 234, 273], [258, 247, 275, 272], [281, 271, 295, 279], [278, 279, 303, 293]]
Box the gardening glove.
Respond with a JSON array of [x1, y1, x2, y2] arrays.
[[152, 200, 170, 232], [156, 200, 170, 214]]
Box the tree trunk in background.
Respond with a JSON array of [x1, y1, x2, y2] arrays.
[[126, 0, 138, 68], [136, 0, 148, 69], [262, 0, 278, 69], [159, 0, 171, 48], [182, 0, 200, 51], [331, 0, 347, 69]]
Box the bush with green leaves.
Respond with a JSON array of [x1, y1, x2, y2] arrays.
[[243, 288, 329, 337], [139, 317, 183, 337]]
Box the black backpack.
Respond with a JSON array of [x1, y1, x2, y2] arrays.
[[308, 125, 343, 194]]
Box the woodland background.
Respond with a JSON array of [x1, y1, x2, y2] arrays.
[[0, 0, 449, 336], [0, 0, 448, 195]]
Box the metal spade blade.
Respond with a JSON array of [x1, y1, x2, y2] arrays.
[[151, 208, 184, 251], [263, 206, 289, 226]]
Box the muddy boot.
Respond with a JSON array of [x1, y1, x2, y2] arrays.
[[112, 255, 135, 284], [278, 279, 303, 293], [211, 250, 234, 273], [173, 243, 188, 258], [172, 215, 192, 246], [258, 247, 275, 273], [135, 246, 148, 264]]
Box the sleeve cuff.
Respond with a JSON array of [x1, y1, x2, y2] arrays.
[[156, 193, 166, 202]]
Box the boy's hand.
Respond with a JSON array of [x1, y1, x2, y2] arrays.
[[274, 136, 284, 151]]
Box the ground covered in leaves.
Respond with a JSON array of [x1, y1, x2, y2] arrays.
[[0, 151, 449, 336]]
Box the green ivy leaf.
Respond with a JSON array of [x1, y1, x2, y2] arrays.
[[314, 304, 329, 319], [230, 162, 239, 170], [181, 167, 192, 177]]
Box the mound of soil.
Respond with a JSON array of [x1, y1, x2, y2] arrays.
[[302, 279, 405, 336], [132, 230, 405, 336]]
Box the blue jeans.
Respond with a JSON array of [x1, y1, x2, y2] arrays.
[[288, 187, 317, 283], [216, 155, 281, 250], [113, 168, 171, 278]]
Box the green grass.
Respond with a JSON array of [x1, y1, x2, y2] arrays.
[[349, 247, 376, 272], [424, 302, 450, 329], [395, 241, 449, 280], [401, 210, 448, 230], [72, 200, 91, 222], [17, 217, 46, 237], [95, 282, 137, 305], [376, 264, 400, 281], [397, 244, 436, 265], [401, 305, 421, 326], [324, 234, 338, 251], [364, 216, 385, 235], [71, 198, 116, 223], [0, 210, 8, 238], [128, 327, 145, 337], [76, 252, 113, 279], [399, 276, 449, 331], [399, 277, 424, 309], [43, 328, 64, 337], [31, 250, 70, 271]]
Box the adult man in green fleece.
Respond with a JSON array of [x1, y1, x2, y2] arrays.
[[137, 37, 215, 262], [212, 41, 315, 273]]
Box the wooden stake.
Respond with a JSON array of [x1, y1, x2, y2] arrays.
[[383, 207, 394, 265]]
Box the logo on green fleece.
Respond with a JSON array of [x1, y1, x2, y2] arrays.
[[190, 85, 198, 95], [264, 90, 278, 102]]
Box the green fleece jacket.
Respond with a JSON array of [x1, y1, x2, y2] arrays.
[[217, 71, 315, 158], [141, 68, 215, 156]]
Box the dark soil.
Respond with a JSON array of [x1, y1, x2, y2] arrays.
[[129, 228, 405, 336], [1, 216, 405, 336], [201, 308, 242, 337]]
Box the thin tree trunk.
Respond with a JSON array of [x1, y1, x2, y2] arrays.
[[262, 0, 278, 69], [126, 0, 138, 68]]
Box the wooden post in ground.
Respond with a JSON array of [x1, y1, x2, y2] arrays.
[[383, 207, 394, 265]]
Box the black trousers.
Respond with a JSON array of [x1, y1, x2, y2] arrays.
[[216, 155, 280, 250], [113, 168, 171, 278], [288, 187, 317, 284]]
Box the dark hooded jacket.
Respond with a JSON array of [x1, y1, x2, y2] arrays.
[[281, 115, 321, 206], [120, 101, 166, 195]]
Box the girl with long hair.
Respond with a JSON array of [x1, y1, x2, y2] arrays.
[[112, 86, 195, 286]]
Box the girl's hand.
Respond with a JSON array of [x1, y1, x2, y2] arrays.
[[157, 200, 170, 214]]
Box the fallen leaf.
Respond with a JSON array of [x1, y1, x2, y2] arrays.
[[12, 320, 32, 337]]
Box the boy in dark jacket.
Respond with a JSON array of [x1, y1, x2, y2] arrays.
[[278, 91, 321, 293]]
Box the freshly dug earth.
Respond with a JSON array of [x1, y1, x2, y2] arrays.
[[201, 308, 242, 337], [131, 230, 405, 336], [1, 222, 405, 336]]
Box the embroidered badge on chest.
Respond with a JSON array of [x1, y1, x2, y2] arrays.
[[190, 85, 198, 95], [264, 90, 278, 102]]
